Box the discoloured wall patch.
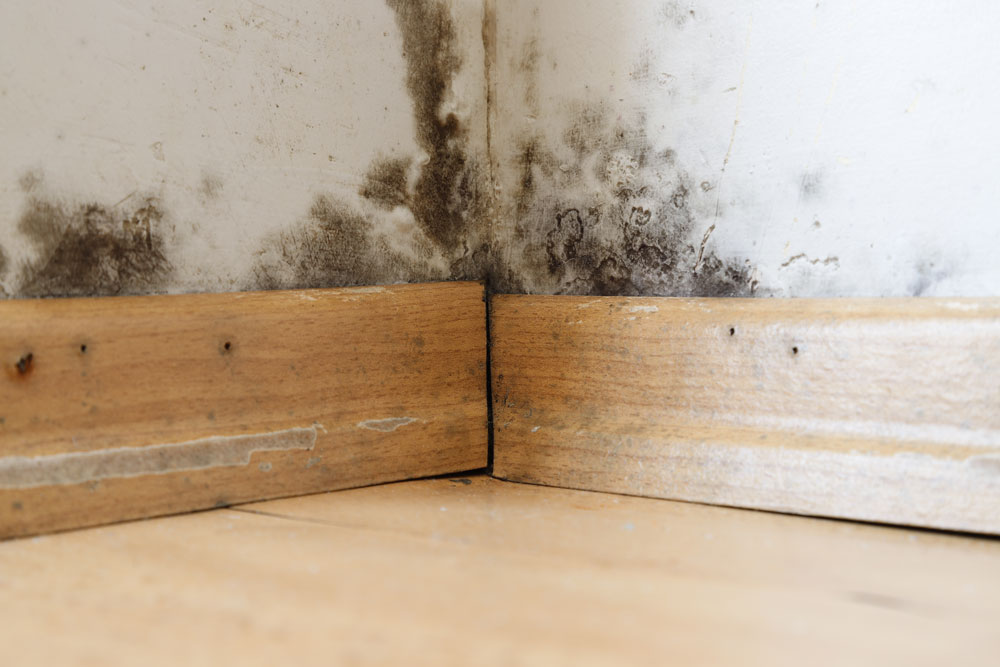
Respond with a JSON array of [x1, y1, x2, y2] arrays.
[[385, 0, 487, 251], [0, 426, 318, 489], [360, 157, 413, 211], [15, 191, 172, 297], [497, 100, 755, 296], [250, 194, 441, 290], [248, 0, 491, 292]]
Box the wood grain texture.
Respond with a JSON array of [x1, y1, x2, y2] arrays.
[[0, 282, 487, 538], [1, 475, 997, 666], [491, 295, 1000, 534]]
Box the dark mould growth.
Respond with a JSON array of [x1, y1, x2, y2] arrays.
[[360, 156, 412, 210], [502, 99, 755, 297], [15, 195, 171, 297], [253, 0, 490, 292], [385, 0, 487, 251], [251, 194, 439, 290]]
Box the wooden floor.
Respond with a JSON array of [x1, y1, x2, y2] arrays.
[[1, 475, 998, 666]]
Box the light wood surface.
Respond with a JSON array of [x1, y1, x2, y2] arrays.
[[0, 282, 487, 538], [0, 475, 997, 666], [491, 295, 1000, 533]]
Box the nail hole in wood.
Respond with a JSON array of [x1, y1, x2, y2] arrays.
[[729, 327, 736, 336], [80, 344, 87, 353], [16, 353, 33, 375]]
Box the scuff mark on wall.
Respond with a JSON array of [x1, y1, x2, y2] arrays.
[[14, 184, 172, 298]]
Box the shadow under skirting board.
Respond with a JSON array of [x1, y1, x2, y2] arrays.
[[0, 282, 489, 539], [490, 295, 1000, 535]]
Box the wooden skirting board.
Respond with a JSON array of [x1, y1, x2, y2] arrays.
[[0, 282, 488, 538], [491, 295, 1000, 534]]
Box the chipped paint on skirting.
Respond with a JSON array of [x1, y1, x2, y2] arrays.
[[0, 426, 319, 489], [357, 417, 419, 432]]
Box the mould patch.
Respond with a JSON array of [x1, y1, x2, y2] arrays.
[[909, 255, 953, 297], [249, 0, 490, 292], [200, 173, 224, 201], [251, 194, 438, 290], [15, 194, 172, 297], [0, 426, 319, 489], [498, 100, 755, 296], [385, 0, 488, 252], [360, 156, 413, 210], [659, 1, 697, 28]]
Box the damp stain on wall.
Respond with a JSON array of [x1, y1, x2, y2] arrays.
[[496, 98, 755, 296], [360, 157, 413, 211], [248, 0, 492, 292], [14, 193, 172, 298], [385, 0, 486, 251], [250, 194, 440, 290]]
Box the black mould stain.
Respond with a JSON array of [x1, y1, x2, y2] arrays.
[[502, 100, 754, 297], [384, 0, 486, 251], [360, 156, 412, 210], [16, 194, 172, 297], [251, 194, 438, 290], [0, 244, 7, 278], [909, 255, 951, 297], [252, 0, 490, 292]]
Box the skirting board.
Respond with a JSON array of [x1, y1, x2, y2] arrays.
[[491, 295, 1000, 534], [0, 281, 487, 539]]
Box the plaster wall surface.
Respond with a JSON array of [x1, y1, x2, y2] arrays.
[[2, 0, 998, 298]]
